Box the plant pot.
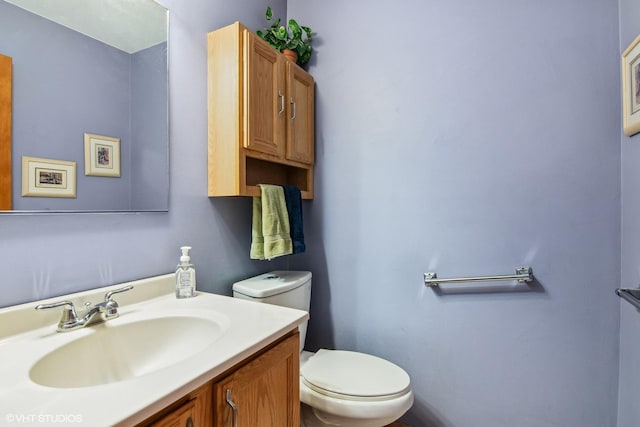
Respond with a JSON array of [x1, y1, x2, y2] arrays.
[[281, 49, 298, 64]]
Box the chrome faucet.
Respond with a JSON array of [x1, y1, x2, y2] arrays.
[[35, 285, 134, 332]]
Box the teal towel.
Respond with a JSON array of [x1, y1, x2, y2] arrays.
[[282, 185, 305, 254], [250, 184, 293, 260]]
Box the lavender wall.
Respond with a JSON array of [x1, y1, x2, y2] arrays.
[[130, 42, 169, 211], [288, 0, 621, 425], [0, 1, 132, 210], [0, 0, 626, 425], [618, 0, 640, 424]]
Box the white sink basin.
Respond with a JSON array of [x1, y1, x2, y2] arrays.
[[30, 315, 227, 388]]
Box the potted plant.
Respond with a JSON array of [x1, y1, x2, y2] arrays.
[[256, 6, 313, 66]]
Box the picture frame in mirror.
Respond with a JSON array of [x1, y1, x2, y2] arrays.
[[84, 133, 121, 178], [21, 156, 76, 198]]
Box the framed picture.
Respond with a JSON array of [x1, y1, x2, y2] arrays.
[[622, 34, 640, 136], [21, 156, 76, 198], [84, 133, 120, 177]]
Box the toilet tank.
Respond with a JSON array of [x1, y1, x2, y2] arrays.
[[233, 271, 311, 352]]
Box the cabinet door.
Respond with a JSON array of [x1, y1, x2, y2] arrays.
[[140, 383, 212, 427], [213, 332, 300, 427], [285, 62, 314, 165], [244, 31, 286, 158], [149, 399, 196, 427]]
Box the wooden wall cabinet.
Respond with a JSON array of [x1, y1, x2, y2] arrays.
[[207, 22, 314, 199], [138, 331, 300, 427]]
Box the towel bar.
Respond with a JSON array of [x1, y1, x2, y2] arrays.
[[424, 267, 534, 287], [616, 288, 640, 310]]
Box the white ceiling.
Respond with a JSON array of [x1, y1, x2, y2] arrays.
[[4, 0, 167, 54]]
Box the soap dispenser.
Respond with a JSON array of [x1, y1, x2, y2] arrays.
[[175, 246, 196, 298]]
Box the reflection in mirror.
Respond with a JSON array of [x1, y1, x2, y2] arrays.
[[0, 53, 10, 210], [0, 0, 169, 213]]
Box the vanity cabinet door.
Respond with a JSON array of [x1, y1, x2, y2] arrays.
[[143, 383, 212, 427], [213, 331, 300, 427], [149, 400, 196, 427]]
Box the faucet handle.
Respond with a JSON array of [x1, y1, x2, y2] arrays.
[[35, 300, 74, 310], [35, 300, 79, 329], [104, 285, 134, 302], [101, 285, 133, 320]]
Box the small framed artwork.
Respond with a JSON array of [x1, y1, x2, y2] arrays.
[[622, 34, 640, 136], [21, 156, 76, 198], [84, 133, 120, 177]]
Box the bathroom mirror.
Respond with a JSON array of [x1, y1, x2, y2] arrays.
[[0, 0, 169, 213]]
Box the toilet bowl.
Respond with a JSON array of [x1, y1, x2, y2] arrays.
[[299, 349, 413, 427], [233, 271, 413, 427]]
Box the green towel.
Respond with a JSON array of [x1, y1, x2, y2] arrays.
[[250, 196, 264, 259], [250, 184, 293, 260]]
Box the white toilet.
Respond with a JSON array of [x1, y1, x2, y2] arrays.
[[233, 271, 414, 427]]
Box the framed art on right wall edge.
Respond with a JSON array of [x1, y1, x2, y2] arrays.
[[622, 34, 640, 136]]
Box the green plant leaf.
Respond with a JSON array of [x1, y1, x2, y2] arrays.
[[299, 46, 311, 64], [276, 26, 287, 40], [302, 26, 312, 40], [289, 19, 302, 39], [266, 6, 272, 21]]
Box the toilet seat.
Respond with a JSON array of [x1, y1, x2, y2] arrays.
[[301, 349, 411, 402]]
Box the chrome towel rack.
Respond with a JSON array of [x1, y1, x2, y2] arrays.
[[424, 266, 534, 287], [616, 288, 640, 310]]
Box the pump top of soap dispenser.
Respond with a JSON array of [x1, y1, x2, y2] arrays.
[[179, 246, 192, 265]]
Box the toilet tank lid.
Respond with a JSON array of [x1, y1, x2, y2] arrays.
[[232, 271, 311, 298]]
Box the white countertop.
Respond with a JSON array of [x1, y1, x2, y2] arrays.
[[0, 274, 308, 426]]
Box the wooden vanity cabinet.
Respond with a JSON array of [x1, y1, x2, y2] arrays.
[[207, 22, 314, 199], [137, 330, 299, 427]]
